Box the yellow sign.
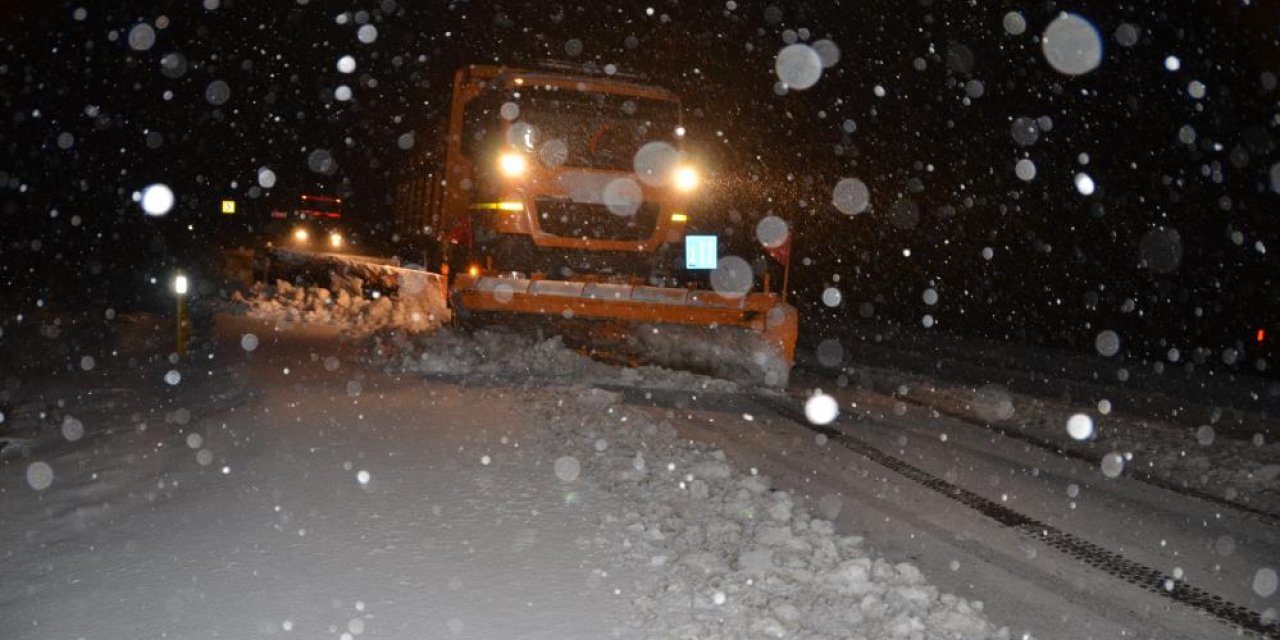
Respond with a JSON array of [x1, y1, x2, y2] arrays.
[[221, 200, 236, 214]]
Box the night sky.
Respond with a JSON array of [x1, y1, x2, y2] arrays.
[[1, 1, 1277, 374]]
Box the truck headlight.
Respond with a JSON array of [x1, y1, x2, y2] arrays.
[[329, 232, 343, 248], [293, 228, 309, 243], [673, 166, 699, 193], [498, 152, 527, 178]]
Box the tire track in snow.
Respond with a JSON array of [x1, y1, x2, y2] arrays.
[[747, 390, 1280, 640]]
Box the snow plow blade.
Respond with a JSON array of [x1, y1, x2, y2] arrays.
[[453, 274, 798, 387]]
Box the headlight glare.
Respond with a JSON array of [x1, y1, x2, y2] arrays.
[[498, 152, 527, 178], [673, 166, 699, 192]]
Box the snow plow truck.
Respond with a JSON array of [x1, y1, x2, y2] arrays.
[[278, 63, 799, 386]]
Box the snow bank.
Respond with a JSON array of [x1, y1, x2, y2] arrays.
[[381, 327, 742, 393], [533, 388, 1009, 639], [233, 269, 448, 336], [632, 321, 792, 388], [846, 367, 1280, 515]]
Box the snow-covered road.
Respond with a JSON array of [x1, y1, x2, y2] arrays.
[[1, 313, 1004, 639], [2, 307, 1277, 639], [632, 370, 1280, 639], [1, 316, 647, 639]]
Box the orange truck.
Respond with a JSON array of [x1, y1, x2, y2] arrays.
[[394, 63, 797, 385]]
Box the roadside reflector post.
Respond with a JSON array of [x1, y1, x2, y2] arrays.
[[173, 273, 190, 356]]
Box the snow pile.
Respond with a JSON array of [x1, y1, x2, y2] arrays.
[[535, 388, 1009, 640], [233, 270, 448, 336], [1104, 418, 1280, 506], [382, 327, 741, 393], [633, 321, 792, 388]]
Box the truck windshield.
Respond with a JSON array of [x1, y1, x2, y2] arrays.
[[509, 86, 681, 171]]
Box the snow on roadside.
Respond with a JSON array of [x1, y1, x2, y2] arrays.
[[233, 273, 447, 336], [532, 387, 1009, 639], [846, 364, 1280, 516]]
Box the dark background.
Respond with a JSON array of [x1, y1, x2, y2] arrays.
[[1, 1, 1277, 374]]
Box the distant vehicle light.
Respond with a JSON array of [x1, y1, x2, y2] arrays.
[[498, 152, 527, 178], [293, 228, 309, 243], [468, 264, 481, 277], [302, 194, 342, 204], [1259, 328, 1267, 343], [329, 232, 343, 248], [673, 166, 699, 192]]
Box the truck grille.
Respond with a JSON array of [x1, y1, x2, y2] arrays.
[[534, 199, 659, 241]]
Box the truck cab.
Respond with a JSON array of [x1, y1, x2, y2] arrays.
[[398, 64, 701, 283]]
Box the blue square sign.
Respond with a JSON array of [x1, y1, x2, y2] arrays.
[[685, 235, 718, 270]]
